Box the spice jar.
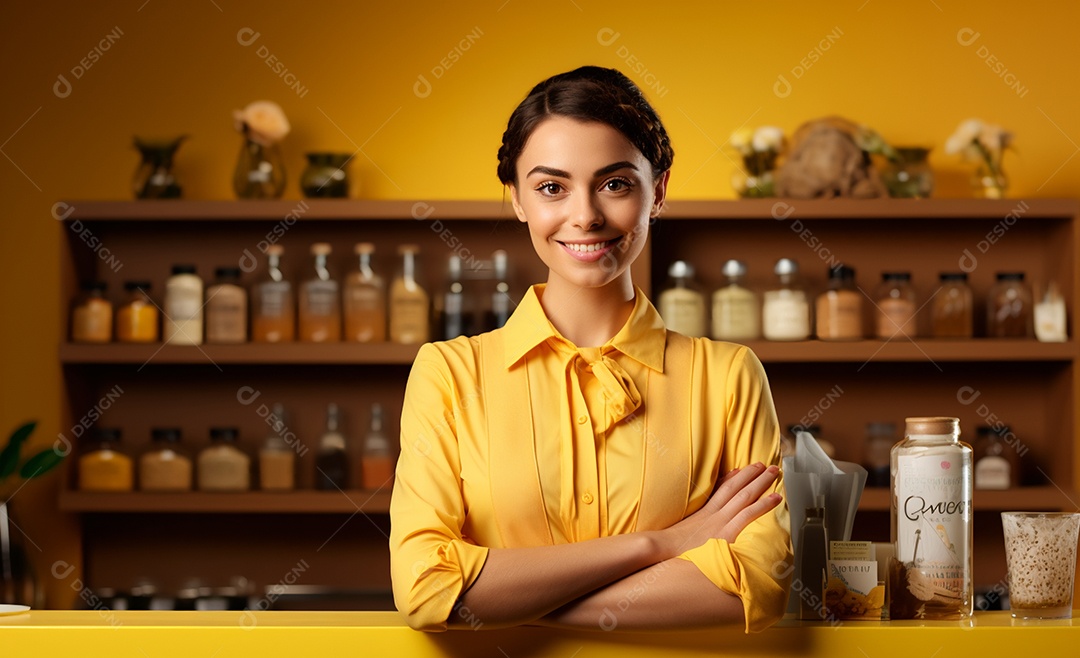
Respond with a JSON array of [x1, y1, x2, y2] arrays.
[[116, 281, 160, 343], [659, 261, 706, 337], [79, 428, 133, 491], [139, 428, 193, 491], [197, 427, 251, 491], [711, 259, 759, 341], [988, 272, 1034, 338], [815, 264, 862, 340], [763, 258, 810, 341], [71, 281, 113, 343], [875, 272, 916, 339], [931, 273, 973, 338]]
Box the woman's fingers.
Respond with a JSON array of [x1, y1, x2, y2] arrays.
[[719, 492, 783, 543], [719, 464, 780, 516]]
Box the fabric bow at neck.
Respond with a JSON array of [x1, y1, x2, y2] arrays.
[[576, 351, 642, 431]]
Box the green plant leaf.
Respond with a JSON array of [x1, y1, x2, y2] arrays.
[[18, 447, 65, 480], [0, 421, 37, 479]]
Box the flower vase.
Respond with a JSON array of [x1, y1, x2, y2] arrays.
[[732, 152, 778, 198], [300, 152, 352, 198], [973, 164, 1007, 199], [883, 147, 934, 199], [132, 136, 184, 199], [1, 502, 40, 607], [233, 139, 286, 199]]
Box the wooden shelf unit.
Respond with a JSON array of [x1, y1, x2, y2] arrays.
[[59, 198, 1080, 600]]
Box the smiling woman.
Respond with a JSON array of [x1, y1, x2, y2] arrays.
[[389, 66, 792, 633]]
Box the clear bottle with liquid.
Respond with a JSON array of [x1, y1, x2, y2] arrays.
[[659, 261, 706, 336], [441, 255, 467, 340], [389, 244, 430, 344], [488, 250, 512, 331], [711, 259, 759, 341], [315, 403, 349, 490], [889, 416, 972, 620], [361, 403, 395, 490], [988, 272, 1034, 338], [931, 273, 973, 338], [251, 245, 295, 343], [344, 242, 386, 343], [299, 243, 342, 342], [763, 258, 810, 341]]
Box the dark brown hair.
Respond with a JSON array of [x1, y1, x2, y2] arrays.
[[496, 66, 674, 185]]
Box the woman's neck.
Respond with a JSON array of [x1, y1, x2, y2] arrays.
[[538, 273, 636, 348]]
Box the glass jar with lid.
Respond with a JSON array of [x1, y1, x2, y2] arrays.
[[139, 427, 193, 491], [71, 281, 113, 343], [659, 260, 706, 336], [763, 258, 810, 341], [815, 264, 862, 340], [116, 281, 160, 343], [197, 427, 251, 491], [988, 272, 1034, 338], [875, 272, 916, 339], [711, 259, 759, 340], [931, 273, 973, 338], [79, 428, 133, 491]]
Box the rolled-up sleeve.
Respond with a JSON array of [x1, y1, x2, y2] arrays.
[[677, 346, 793, 632], [390, 343, 489, 632]]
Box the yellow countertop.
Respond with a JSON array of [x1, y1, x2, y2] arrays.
[[1, 610, 1078, 657]]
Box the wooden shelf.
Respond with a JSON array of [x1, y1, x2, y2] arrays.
[[59, 339, 1076, 365], [58, 489, 392, 514], [61, 198, 1080, 222], [59, 342, 422, 365], [857, 486, 1076, 511]]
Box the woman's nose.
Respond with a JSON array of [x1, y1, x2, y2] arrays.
[[571, 195, 604, 230]]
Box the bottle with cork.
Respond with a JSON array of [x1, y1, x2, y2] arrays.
[[251, 245, 295, 343], [389, 244, 430, 344], [344, 242, 386, 343], [361, 403, 395, 490], [299, 243, 342, 342]]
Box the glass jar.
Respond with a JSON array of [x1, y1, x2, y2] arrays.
[[71, 281, 113, 343], [875, 272, 916, 339], [300, 152, 351, 198], [233, 138, 285, 199], [299, 243, 342, 343], [763, 258, 810, 341], [931, 273, 973, 338], [206, 267, 248, 344], [116, 281, 159, 343], [988, 272, 1033, 338], [164, 264, 204, 345], [883, 147, 934, 199], [79, 428, 133, 491], [815, 264, 862, 340], [711, 259, 759, 341], [139, 428, 193, 491], [251, 245, 296, 343], [659, 261, 706, 337], [889, 416, 973, 620], [197, 427, 251, 492]]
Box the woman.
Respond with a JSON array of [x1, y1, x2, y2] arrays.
[[390, 66, 791, 632]]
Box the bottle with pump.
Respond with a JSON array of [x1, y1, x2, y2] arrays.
[[315, 403, 348, 490], [361, 403, 395, 490], [344, 242, 386, 343], [711, 259, 759, 341], [251, 245, 295, 343], [889, 416, 972, 620], [299, 243, 342, 342]]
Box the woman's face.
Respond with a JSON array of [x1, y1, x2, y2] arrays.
[[510, 116, 668, 292]]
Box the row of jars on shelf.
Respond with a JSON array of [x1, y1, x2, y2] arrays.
[[658, 259, 1068, 341], [787, 422, 1027, 490], [70, 242, 514, 345], [77, 403, 394, 493]]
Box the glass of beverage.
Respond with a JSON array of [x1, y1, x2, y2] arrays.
[[1001, 511, 1080, 619]]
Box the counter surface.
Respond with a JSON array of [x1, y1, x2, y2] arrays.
[[1, 610, 1076, 657]]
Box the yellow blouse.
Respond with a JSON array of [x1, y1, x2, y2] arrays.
[[390, 284, 792, 632]]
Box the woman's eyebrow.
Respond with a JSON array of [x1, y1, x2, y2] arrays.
[[526, 161, 639, 179]]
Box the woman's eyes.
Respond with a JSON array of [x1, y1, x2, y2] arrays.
[[534, 178, 634, 197]]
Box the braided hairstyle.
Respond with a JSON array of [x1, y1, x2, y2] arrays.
[[496, 66, 674, 186]]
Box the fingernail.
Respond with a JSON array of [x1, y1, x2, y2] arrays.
[[766, 465, 779, 474]]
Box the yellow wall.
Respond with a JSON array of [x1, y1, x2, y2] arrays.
[[2, 0, 1078, 607]]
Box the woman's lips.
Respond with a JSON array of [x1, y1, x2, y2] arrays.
[[557, 237, 621, 262]]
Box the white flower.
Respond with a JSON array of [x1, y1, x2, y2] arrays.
[[752, 126, 785, 152], [234, 100, 291, 146], [945, 118, 984, 155], [730, 128, 754, 155]]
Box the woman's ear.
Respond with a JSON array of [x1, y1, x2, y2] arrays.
[[651, 170, 670, 218], [509, 185, 527, 223]]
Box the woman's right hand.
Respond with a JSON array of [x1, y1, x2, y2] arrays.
[[654, 462, 782, 559]]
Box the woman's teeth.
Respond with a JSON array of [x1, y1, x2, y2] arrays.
[[564, 240, 612, 253]]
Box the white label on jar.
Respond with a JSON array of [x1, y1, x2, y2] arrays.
[[660, 289, 706, 336], [763, 290, 809, 340], [974, 455, 1010, 490], [713, 288, 758, 340], [896, 451, 970, 595]]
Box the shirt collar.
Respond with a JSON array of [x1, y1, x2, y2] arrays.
[[501, 284, 667, 372]]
